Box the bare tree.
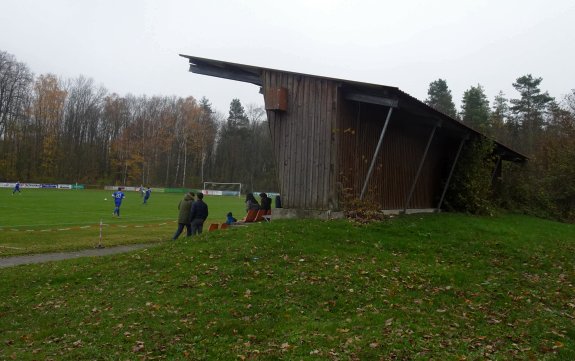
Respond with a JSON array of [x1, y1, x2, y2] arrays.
[[0, 51, 33, 179], [61, 76, 107, 182]]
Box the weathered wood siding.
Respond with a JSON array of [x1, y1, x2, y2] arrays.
[[338, 101, 458, 210], [263, 71, 460, 211], [262, 70, 339, 210]]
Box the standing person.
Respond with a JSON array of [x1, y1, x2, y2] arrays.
[[173, 192, 194, 240], [259, 193, 271, 212], [245, 192, 260, 212], [190, 192, 208, 235], [12, 181, 21, 195], [112, 187, 126, 217], [143, 187, 152, 204]]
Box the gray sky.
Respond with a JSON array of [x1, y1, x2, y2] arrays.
[[1, 0, 574, 115]]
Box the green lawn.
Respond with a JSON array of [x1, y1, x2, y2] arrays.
[[1, 213, 574, 360], [0, 188, 246, 256]]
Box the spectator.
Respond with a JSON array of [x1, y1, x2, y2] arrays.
[[245, 192, 260, 212], [259, 192, 271, 211], [173, 192, 194, 240], [226, 212, 237, 225], [190, 192, 209, 235]]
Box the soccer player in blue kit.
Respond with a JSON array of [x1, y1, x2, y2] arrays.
[[143, 187, 151, 204], [12, 181, 21, 195], [112, 187, 125, 217]]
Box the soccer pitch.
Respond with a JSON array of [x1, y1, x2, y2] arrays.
[[0, 189, 246, 256]]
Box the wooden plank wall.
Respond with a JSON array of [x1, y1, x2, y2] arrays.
[[263, 69, 460, 211], [262, 70, 339, 210], [338, 101, 458, 210]]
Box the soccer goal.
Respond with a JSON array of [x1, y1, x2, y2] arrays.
[[203, 182, 242, 197]]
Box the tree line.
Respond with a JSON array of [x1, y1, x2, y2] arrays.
[[425, 77, 575, 222], [0, 50, 278, 193]]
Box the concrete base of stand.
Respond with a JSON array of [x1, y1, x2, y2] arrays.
[[271, 208, 438, 220], [271, 208, 345, 220]]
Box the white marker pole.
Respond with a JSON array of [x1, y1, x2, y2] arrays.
[[97, 219, 104, 248]]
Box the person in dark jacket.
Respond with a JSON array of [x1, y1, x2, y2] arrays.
[[245, 192, 260, 212], [190, 192, 209, 235], [259, 193, 271, 211], [173, 192, 194, 240]]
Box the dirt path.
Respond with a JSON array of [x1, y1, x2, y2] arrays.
[[0, 243, 159, 268]]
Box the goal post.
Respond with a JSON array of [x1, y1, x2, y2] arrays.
[[203, 182, 242, 197]]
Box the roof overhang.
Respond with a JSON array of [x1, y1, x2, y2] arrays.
[[182, 55, 263, 86]]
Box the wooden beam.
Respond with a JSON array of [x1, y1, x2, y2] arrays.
[[437, 135, 468, 210], [491, 156, 502, 184], [344, 92, 399, 108], [360, 107, 394, 200], [403, 122, 440, 212]]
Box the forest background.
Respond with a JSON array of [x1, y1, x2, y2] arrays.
[[1, 50, 574, 221]]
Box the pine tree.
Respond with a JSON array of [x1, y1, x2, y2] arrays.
[[491, 91, 509, 126], [227, 98, 249, 128], [489, 91, 515, 146], [461, 84, 490, 132], [197, 96, 217, 184], [199, 96, 213, 116], [510, 74, 554, 153], [425, 79, 457, 118]]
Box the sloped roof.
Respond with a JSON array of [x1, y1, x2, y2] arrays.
[[180, 54, 527, 162]]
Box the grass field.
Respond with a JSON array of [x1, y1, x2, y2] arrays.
[[0, 188, 246, 256], [1, 212, 574, 359]]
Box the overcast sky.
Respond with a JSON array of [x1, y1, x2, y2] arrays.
[[1, 0, 574, 115]]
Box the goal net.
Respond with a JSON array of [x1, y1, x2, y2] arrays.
[[203, 182, 242, 197]]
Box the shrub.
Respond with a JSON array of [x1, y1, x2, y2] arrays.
[[445, 138, 495, 215]]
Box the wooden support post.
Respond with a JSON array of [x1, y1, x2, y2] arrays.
[[360, 107, 394, 200], [437, 136, 467, 210], [403, 122, 440, 213], [491, 156, 502, 184]]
